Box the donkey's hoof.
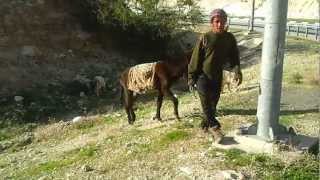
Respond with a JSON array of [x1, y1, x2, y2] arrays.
[[153, 116, 162, 121]]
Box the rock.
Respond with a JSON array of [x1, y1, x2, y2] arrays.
[[72, 116, 83, 123], [14, 96, 24, 102], [179, 166, 193, 175], [76, 30, 92, 40], [81, 164, 93, 172], [114, 113, 121, 117], [215, 170, 246, 180], [20, 45, 40, 57], [80, 91, 86, 97]]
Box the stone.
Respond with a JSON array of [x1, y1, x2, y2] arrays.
[[20, 45, 40, 57], [179, 166, 193, 175], [72, 116, 83, 123], [81, 164, 93, 172], [14, 96, 24, 102]]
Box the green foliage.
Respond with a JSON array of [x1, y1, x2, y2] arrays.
[[290, 72, 303, 84], [0, 123, 36, 141], [80, 0, 203, 43]]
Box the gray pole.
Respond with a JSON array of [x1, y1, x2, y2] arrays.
[[256, 0, 288, 140], [249, 0, 255, 32]]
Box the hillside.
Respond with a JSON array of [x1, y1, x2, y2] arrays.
[[0, 0, 319, 97], [0, 0, 319, 179]]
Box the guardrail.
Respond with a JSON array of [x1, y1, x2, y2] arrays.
[[204, 16, 320, 41], [286, 22, 320, 40]]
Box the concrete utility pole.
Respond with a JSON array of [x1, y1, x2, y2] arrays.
[[249, 0, 255, 32], [256, 0, 288, 140]]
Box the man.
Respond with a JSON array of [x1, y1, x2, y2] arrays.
[[188, 8, 242, 143]]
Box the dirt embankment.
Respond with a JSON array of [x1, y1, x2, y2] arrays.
[[0, 0, 134, 97]]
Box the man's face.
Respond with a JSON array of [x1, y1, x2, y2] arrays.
[[211, 16, 226, 33]]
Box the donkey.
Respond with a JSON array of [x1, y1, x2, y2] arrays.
[[120, 51, 192, 124]]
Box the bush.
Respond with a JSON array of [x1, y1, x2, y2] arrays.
[[75, 0, 204, 49], [290, 72, 303, 84]]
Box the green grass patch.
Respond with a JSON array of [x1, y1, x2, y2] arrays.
[[278, 155, 319, 180], [76, 145, 99, 158], [27, 158, 75, 177], [119, 129, 191, 160], [122, 129, 191, 157], [208, 148, 319, 179], [14, 144, 99, 178], [279, 115, 296, 126], [158, 130, 190, 148], [136, 105, 154, 117], [103, 115, 118, 124], [73, 120, 95, 130], [224, 149, 253, 167]]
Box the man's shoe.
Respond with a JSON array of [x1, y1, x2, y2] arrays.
[[200, 121, 209, 133], [211, 128, 224, 144]]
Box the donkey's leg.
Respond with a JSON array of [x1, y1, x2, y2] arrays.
[[124, 88, 135, 124], [167, 89, 180, 120], [161, 85, 180, 120], [155, 63, 180, 120], [153, 91, 164, 121]]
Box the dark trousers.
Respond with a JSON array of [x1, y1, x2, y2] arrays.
[[196, 74, 222, 130]]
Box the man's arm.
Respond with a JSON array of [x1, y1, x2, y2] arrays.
[[228, 33, 242, 85], [188, 35, 205, 86], [228, 33, 240, 68]]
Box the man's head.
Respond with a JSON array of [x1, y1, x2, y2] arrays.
[[210, 9, 228, 33]]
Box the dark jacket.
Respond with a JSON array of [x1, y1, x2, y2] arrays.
[[188, 31, 240, 82]]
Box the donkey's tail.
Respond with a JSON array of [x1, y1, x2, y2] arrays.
[[119, 83, 124, 105]]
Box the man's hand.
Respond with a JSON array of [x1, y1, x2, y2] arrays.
[[188, 79, 197, 92], [234, 70, 242, 86], [233, 65, 242, 86]]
